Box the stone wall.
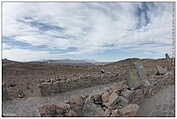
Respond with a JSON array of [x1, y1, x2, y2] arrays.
[[39, 72, 127, 96]]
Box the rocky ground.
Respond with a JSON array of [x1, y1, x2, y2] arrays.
[[2, 58, 173, 98], [3, 83, 113, 116], [3, 71, 175, 117], [2, 58, 175, 117], [137, 85, 175, 116], [3, 84, 174, 117]]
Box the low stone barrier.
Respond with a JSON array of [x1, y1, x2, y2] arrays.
[[38, 70, 174, 117], [39, 72, 127, 96]]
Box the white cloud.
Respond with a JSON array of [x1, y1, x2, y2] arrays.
[[2, 2, 174, 61], [3, 43, 12, 49]]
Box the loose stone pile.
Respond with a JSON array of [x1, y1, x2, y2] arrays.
[[38, 66, 174, 117]]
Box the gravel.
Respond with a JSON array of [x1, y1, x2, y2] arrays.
[[137, 85, 175, 117], [3, 83, 113, 117]]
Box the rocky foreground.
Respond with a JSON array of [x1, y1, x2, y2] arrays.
[[38, 68, 174, 117]]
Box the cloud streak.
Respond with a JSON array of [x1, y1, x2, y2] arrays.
[[2, 2, 174, 61]]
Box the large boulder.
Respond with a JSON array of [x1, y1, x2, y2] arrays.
[[119, 96, 129, 106], [102, 93, 129, 108], [121, 89, 134, 100], [68, 96, 86, 115], [119, 104, 139, 116], [130, 89, 144, 104], [104, 91, 120, 107], [82, 102, 104, 116], [101, 90, 112, 103]]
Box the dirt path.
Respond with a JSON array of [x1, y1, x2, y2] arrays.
[[3, 83, 113, 117], [137, 85, 175, 117]]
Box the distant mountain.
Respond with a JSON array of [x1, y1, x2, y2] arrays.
[[2, 58, 18, 63], [94, 62, 112, 65], [107, 58, 140, 65], [2, 59, 21, 66], [42, 59, 96, 64], [2, 58, 112, 65], [83, 59, 97, 63]]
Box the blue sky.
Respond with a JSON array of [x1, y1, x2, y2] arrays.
[[2, 2, 174, 62]]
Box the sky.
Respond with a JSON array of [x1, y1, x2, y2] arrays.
[[2, 2, 175, 62]]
